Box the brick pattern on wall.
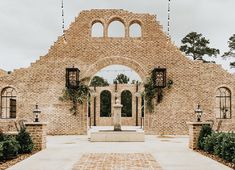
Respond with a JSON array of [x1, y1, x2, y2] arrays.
[[187, 122, 212, 150], [0, 9, 234, 135], [25, 123, 47, 151]]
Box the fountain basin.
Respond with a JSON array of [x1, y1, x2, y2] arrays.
[[90, 129, 145, 142]]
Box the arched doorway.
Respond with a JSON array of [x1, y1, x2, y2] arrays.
[[87, 64, 144, 127]]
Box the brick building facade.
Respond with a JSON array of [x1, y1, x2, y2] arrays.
[[0, 9, 234, 135]]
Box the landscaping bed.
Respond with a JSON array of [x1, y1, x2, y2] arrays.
[[197, 125, 235, 170], [0, 128, 34, 170], [0, 152, 35, 170], [196, 149, 235, 169]]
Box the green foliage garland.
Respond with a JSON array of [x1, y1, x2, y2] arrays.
[[143, 68, 173, 112], [143, 76, 173, 112], [59, 83, 90, 115]]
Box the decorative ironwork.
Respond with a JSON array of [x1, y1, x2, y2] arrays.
[[216, 87, 231, 119], [66, 67, 80, 89], [152, 67, 167, 88], [1, 87, 17, 119]]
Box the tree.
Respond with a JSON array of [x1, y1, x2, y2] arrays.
[[222, 34, 235, 67], [90, 76, 109, 87], [115, 74, 130, 84], [180, 32, 220, 60]]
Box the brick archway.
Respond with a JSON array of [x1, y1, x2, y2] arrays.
[[83, 56, 148, 83]]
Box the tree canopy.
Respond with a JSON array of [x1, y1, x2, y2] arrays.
[[222, 34, 235, 67], [115, 74, 130, 84], [90, 76, 109, 87], [180, 32, 220, 61]]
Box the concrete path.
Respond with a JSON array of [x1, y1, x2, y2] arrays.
[[7, 129, 231, 170]]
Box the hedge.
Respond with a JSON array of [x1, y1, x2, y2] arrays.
[[198, 125, 235, 163]]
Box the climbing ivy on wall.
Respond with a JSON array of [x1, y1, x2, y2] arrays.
[[59, 82, 90, 115], [143, 70, 173, 113]]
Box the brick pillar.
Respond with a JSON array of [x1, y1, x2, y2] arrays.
[[25, 122, 47, 151], [186, 122, 212, 150]]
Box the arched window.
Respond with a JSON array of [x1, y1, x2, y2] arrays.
[[121, 90, 132, 117], [91, 22, 104, 37], [129, 23, 141, 37], [100, 90, 111, 117], [108, 20, 125, 37], [1, 87, 17, 119], [216, 87, 231, 119]]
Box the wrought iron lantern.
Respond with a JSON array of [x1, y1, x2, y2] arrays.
[[66, 67, 80, 89], [195, 104, 203, 122], [33, 104, 41, 122], [152, 67, 167, 88]]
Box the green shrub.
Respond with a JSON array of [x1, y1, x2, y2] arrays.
[[214, 132, 227, 157], [0, 142, 3, 161], [16, 128, 34, 154], [198, 125, 212, 149], [0, 130, 5, 142], [203, 133, 218, 153], [2, 138, 20, 160], [220, 133, 235, 162]]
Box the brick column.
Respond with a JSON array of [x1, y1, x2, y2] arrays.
[[186, 122, 212, 150], [25, 122, 47, 151]]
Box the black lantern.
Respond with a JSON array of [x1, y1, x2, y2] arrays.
[[152, 67, 167, 88], [33, 104, 41, 122], [195, 104, 203, 122], [66, 67, 80, 89]]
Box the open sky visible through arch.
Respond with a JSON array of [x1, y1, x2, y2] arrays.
[[0, 0, 235, 74], [94, 65, 142, 84]]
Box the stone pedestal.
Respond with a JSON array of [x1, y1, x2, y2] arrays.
[[186, 122, 212, 150], [25, 122, 47, 151], [113, 100, 123, 131]]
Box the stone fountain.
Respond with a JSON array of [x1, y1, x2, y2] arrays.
[[90, 99, 145, 142], [113, 99, 122, 131]]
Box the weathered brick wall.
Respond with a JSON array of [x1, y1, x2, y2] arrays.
[[0, 9, 234, 135]]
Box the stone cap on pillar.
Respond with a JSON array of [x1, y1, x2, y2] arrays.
[[24, 122, 48, 125], [186, 122, 212, 126]]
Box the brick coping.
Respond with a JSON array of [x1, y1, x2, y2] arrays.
[[24, 122, 48, 125], [186, 122, 212, 125]]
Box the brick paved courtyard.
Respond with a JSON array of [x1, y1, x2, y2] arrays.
[[7, 135, 232, 170], [72, 153, 162, 170]]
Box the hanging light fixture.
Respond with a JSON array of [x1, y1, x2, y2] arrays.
[[65, 67, 80, 89], [152, 67, 167, 88]]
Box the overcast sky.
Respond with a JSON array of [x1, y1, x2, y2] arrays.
[[0, 0, 235, 73]]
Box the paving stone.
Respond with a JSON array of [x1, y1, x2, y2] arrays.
[[72, 153, 162, 170]]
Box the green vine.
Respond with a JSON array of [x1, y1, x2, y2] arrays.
[[59, 83, 90, 115], [143, 77, 157, 112], [143, 74, 173, 113]]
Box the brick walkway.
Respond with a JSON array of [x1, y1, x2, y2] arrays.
[[72, 153, 162, 170]]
